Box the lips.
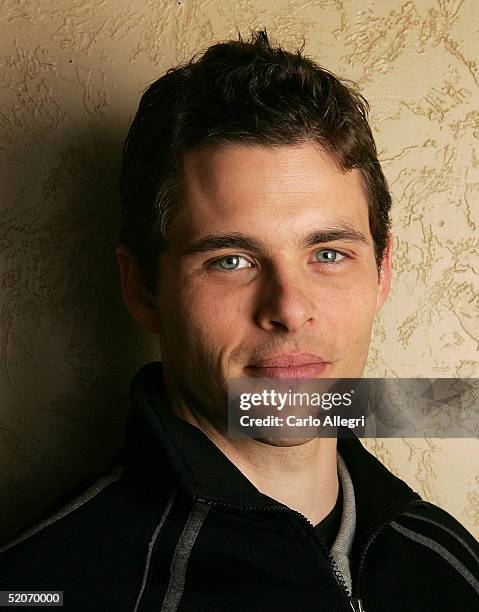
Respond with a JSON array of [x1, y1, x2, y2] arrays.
[[245, 353, 330, 379]]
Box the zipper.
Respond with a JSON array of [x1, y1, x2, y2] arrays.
[[350, 498, 426, 605], [196, 496, 354, 609]]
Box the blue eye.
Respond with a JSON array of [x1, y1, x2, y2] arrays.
[[314, 249, 346, 263], [215, 255, 252, 270]]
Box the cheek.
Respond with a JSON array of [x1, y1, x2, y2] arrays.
[[325, 275, 378, 332], [176, 283, 247, 345]]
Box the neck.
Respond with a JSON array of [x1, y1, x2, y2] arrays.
[[172, 390, 339, 526]]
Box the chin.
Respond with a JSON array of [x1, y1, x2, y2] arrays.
[[252, 435, 317, 447]]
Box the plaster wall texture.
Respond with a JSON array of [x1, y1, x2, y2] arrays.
[[0, 0, 477, 543]]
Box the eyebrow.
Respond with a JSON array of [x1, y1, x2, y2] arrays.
[[182, 225, 369, 256], [183, 233, 263, 255], [304, 226, 369, 247]]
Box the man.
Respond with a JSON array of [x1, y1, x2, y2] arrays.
[[0, 30, 477, 612]]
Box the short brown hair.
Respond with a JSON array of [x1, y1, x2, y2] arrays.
[[120, 30, 392, 294]]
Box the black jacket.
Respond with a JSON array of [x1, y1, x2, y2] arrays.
[[1, 362, 478, 611]]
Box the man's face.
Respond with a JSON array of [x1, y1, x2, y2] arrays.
[[151, 142, 391, 425]]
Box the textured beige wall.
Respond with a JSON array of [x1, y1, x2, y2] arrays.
[[0, 0, 477, 544]]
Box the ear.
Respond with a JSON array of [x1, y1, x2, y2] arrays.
[[375, 232, 393, 313], [116, 246, 163, 334]]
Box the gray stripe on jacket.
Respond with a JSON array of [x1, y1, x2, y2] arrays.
[[401, 511, 479, 565], [161, 501, 211, 612], [0, 465, 124, 555], [391, 521, 479, 595], [132, 491, 177, 612]]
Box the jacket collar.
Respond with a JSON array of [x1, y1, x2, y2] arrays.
[[123, 362, 421, 545]]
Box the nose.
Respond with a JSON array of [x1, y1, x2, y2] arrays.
[[254, 267, 316, 333]]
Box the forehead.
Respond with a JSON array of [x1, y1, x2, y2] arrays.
[[172, 142, 371, 243]]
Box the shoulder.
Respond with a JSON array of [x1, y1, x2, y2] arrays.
[[0, 465, 125, 557], [391, 500, 479, 570], [0, 461, 173, 593], [366, 500, 479, 606]]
